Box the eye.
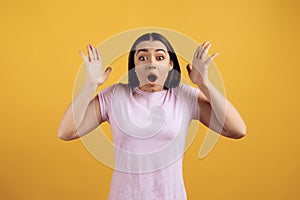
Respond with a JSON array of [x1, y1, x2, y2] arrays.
[[156, 55, 164, 60], [138, 56, 147, 61]]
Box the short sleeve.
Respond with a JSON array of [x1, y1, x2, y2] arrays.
[[97, 84, 117, 123], [178, 84, 200, 120]]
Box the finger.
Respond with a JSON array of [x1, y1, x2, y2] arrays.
[[198, 45, 205, 59], [193, 46, 201, 60], [101, 67, 112, 81], [104, 66, 112, 73], [90, 44, 96, 61], [198, 41, 209, 59], [203, 41, 210, 48], [95, 47, 100, 61], [206, 52, 219, 65], [200, 43, 212, 60], [186, 64, 192, 74], [87, 44, 94, 61], [91, 45, 99, 60], [79, 50, 88, 63]]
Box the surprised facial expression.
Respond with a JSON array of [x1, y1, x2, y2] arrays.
[[134, 41, 173, 91]]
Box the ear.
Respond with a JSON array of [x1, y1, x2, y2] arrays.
[[169, 60, 174, 71]]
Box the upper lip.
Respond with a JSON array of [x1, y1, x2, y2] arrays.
[[147, 72, 158, 77]]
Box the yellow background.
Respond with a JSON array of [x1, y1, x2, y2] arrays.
[[1, 0, 299, 199]]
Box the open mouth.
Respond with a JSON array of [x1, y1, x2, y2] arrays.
[[147, 74, 158, 82]]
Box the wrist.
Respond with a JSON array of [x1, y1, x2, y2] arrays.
[[196, 79, 210, 89], [84, 81, 99, 90]]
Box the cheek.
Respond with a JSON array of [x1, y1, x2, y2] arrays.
[[134, 58, 140, 66], [135, 65, 146, 73], [158, 67, 170, 79], [134, 67, 147, 81], [134, 56, 144, 67]]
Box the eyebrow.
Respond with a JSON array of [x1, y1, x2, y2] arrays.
[[136, 48, 166, 54]]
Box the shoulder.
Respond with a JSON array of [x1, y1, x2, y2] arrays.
[[176, 83, 200, 94], [99, 83, 128, 93], [172, 84, 200, 103]]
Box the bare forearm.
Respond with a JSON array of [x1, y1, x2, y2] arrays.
[[197, 80, 247, 138], [58, 82, 98, 139]]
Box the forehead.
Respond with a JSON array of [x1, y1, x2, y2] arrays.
[[135, 40, 168, 51]]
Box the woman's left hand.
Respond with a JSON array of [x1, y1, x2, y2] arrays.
[[186, 41, 219, 86]]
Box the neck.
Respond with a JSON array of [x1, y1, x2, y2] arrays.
[[138, 84, 164, 92]]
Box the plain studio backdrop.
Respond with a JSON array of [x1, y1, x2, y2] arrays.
[[0, 0, 299, 199]]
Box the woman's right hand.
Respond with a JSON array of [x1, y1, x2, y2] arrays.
[[79, 44, 112, 86]]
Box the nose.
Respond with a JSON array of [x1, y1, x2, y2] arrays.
[[147, 64, 156, 70], [147, 56, 156, 69]]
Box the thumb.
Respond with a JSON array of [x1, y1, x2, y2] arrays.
[[103, 67, 112, 78], [97, 67, 112, 85], [186, 64, 192, 74], [79, 50, 88, 63], [104, 66, 112, 73]]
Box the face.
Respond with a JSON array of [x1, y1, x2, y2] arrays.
[[134, 40, 173, 91]]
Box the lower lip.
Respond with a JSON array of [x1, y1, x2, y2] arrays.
[[147, 81, 156, 85]]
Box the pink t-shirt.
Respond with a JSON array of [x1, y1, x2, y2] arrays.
[[98, 83, 200, 200]]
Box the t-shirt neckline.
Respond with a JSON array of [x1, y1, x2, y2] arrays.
[[134, 87, 168, 95]]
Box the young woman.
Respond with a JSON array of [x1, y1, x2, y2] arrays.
[[58, 32, 247, 199]]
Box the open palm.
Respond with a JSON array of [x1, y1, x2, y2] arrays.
[[187, 41, 219, 86], [79, 44, 112, 86]]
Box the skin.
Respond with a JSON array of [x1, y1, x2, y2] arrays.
[[134, 41, 173, 92], [187, 41, 246, 138], [58, 41, 246, 141]]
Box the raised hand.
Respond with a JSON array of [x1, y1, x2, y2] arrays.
[[186, 41, 219, 86], [79, 44, 112, 86]]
